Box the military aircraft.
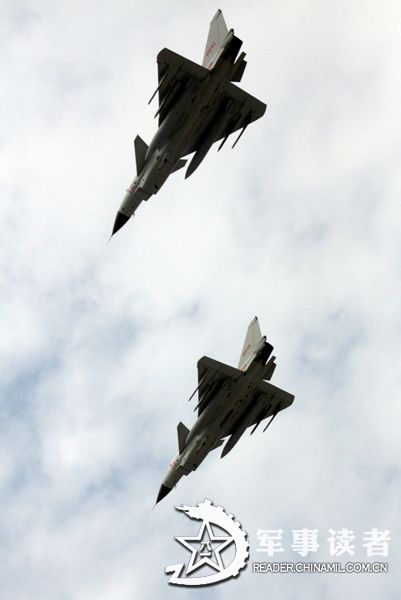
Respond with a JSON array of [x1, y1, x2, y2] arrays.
[[156, 317, 294, 503], [112, 10, 266, 236]]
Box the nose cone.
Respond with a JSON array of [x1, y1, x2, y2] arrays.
[[111, 211, 130, 237], [155, 484, 172, 505]]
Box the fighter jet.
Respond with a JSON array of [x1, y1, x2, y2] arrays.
[[156, 317, 294, 504], [112, 10, 266, 236]]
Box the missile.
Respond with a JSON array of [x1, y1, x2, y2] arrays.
[[232, 111, 253, 149], [185, 104, 231, 178], [220, 393, 265, 458], [187, 374, 207, 401], [262, 408, 280, 432], [148, 69, 169, 104]]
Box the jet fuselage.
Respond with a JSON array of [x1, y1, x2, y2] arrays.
[[155, 316, 294, 504], [146, 42, 242, 161], [160, 343, 273, 491], [113, 34, 245, 234]]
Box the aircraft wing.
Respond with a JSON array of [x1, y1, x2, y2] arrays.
[[222, 82, 267, 136], [196, 356, 243, 416], [156, 48, 208, 124], [187, 82, 266, 154], [245, 380, 294, 429]]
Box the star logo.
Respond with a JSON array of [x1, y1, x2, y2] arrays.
[[175, 520, 234, 575], [165, 499, 249, 586]]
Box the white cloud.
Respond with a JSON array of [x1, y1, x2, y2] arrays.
[[1, 1, 400, 598]]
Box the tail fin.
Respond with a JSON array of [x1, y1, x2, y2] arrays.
[[202, 9, 229, 69], [134, 135, 148, 173], [238, 316, 265, 371], [177, 422, 189, 453]]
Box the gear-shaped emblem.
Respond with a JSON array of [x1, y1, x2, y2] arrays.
[[165, 498, 249, 586]]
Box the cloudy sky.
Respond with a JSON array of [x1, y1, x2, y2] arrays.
[[1, 0, 400, 598]]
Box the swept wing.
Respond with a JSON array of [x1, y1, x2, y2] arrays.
[[186, 82, 266, 155], [196, 356, 243, 416], [155, 48, 208, 124]]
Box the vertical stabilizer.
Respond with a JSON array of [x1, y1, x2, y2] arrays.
[[202, 10, 229, 69], [238, 316, 264, 371]]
